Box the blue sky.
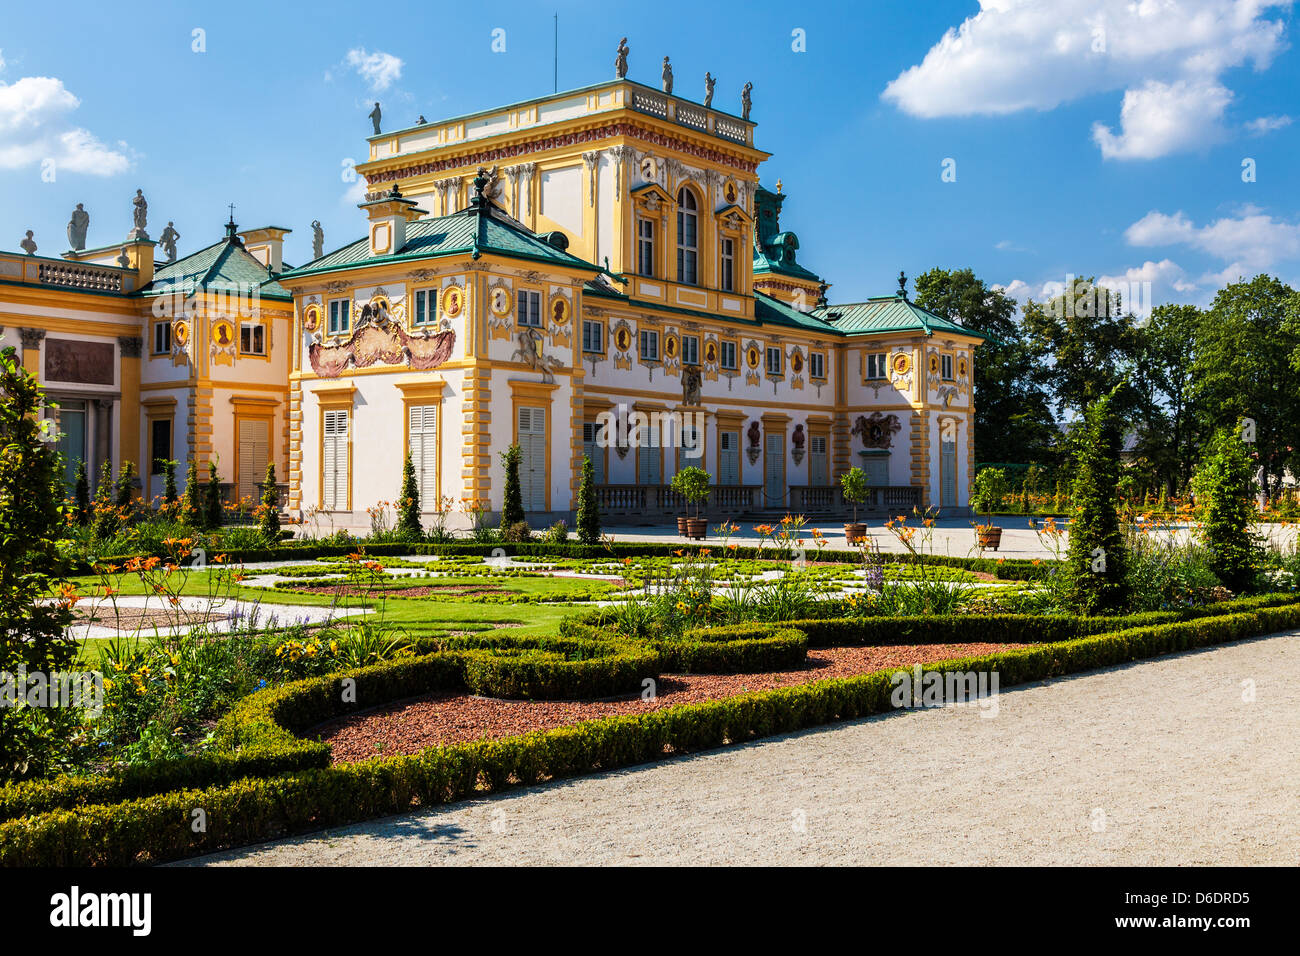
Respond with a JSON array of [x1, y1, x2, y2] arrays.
[[2, 0, 1297, 312]]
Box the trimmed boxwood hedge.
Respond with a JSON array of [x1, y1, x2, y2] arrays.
[[658, 625, 809, 673], [5, 600, 1300, 865]]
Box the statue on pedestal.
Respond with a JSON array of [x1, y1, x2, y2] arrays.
[[67, 204, 89, 250], [369, 102, 382, 135], [704, 72, 715, 107], [741, 82, 753, 121], [662, 56, 673, 94], [159, 222, 180, 262], [130, 189, 149, 239], [615, 38, 629, 78], [311, 220, 324, 260], [20, 231, 37, 255]]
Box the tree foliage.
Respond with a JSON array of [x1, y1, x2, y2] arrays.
[[1191, 427, 1260, 592], [576, 455, 601, 545], [499, 444, 526, 532], [1065, 386, 1129, 614], [397, 452, 422, 541]]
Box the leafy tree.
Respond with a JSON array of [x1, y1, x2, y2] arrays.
[[0, 347, 77, 780], [259, 461, 281, 543], [397, 452, 423, 540], [1065, 386, 1129, 614], [576, 454, 601, 545], [72, 460, 90, 526], [1199, 274, 1300, 501], [914, 268, 1056, 463], [180, 459, 202, 528], [499, 444, 525, 533], [91, 460, 117, 540], [1191, 427, 1260, 593], [1130, 304, 1206, 494], [971, 467, 1009, 514], [204, 461, 223, 531], [1022, 275, 1139, 422]]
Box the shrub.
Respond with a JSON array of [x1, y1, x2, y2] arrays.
[[0, 347, 77, 781], [180, 458, 202, 528], [1192, 427, 1260, 592], [670, 466, 711, 519], [397, 452, 422, 541], [503, 520, 532, 543], [543, 520, 569, 544], [1066, 387, 1129, 614], [113, 460, 136, 510], [576, 455, 601, 545], [499, 444, 526, 534], [204, 461, 223, 531], [972, 467, 1009, 514], [72, 460, 90, 526], [160, 458, 178, 505], [259, 461, 280, 544]]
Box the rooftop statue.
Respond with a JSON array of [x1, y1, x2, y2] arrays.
[[312, 220, 324, 260], [131, 189, 148, 238], [662, 56, 673, 94], [704, 72, 715, 108], [369, 102, 382, 135], [159, 222, 180, 262], [615, 38, 629, 78], [741, 81, 753, 120], [20, 230, 37, 255], [67, 203, 89, 251]]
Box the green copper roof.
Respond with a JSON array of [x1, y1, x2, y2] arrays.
[[283, 203, 600, 279], [753, 291, 837, 332], [144, 233, 291, 300], [812, 296, 987, 339]]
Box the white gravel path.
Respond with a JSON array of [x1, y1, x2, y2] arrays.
[[187, 631, 1300, 866]]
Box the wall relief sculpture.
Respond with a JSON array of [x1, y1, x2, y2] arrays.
[[852, 412, 902, 449], [308, 300, 454, 378]]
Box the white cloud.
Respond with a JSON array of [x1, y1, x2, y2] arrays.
[[881, 0, 1290, 160], [1091, 79, 1231, 159], [1126, 205, 1300, 271], [0, 75, 130, 175], [345, 48, 403, 92], [993, 278, 1032, 303], [1246, 114, 1292, 134], [1098, 259, 1198, 315]]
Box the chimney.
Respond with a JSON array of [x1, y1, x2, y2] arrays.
[[359, 184, 425, 257], [238, 226, 292, 273]]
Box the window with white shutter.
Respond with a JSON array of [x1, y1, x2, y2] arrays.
[[517, 406, 547, 511], [582, 422, 606, 484], [408, 404, 438, 509], [237, 419, 269, 503], [637, 425, 661, 484], [321, 408, 350, 510], [718, 431, 739, 486], [809, 435, 829, 487]]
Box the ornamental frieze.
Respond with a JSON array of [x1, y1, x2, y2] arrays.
[[308, 301, 454, 378]]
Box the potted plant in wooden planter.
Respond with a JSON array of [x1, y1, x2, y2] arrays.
[[972, 466, 1008, 551], [840, 466, 869, 543], [974, 522, 1003, 551], [671, 466, 712, 540]]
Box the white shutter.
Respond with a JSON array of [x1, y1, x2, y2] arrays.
[[237, 419, 269, 503], [941, 440, 957, 507], [764, 433, 784, 507], [718, 431, 739, 486], [322, 409, 349, 510], [638, 428, 661, 485], [517, 406, 546, 512], [582, 423, 605, 484], [809, 435, 828, 487], [409, 404, 437, 508]]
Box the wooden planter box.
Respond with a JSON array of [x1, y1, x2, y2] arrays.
[[977, 527, 1003, 551]]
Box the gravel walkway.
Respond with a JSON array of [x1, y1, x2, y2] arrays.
[[186, 631, 1299, 866]]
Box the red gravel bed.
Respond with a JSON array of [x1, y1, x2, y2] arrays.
[[315, 641, 1026, 763]]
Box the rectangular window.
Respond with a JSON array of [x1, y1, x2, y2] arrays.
[[719, 340, 738, 371], [941, 354, 954, 381], [413, 289, 435, 326], [240, 323, 266, 355], [637, 218, 655, 277], [153, 321, 171, 355], [766, 346, 783, 376], [810, 352, 826, 380], [328, 299, 351, 335], [321, 408, 350, 510], [866, 352, 888, 380], [582, 320, 604, 354], [719, 237, 735, 292], [637, 428, 661, 484], [682, 334, 699, 366], [408, 404, 438, 508], [718, 431, 739, 486], [639, 329, 659, 362], [150, 418, 172, 475], [518, 290, 542, 328], [582, 422, 607, 484]]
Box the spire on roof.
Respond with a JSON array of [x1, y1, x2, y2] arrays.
[[225, 204, 240, 242], [897, 270, 908, 299]]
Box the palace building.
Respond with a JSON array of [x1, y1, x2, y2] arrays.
[[2, 66, 984, 530]]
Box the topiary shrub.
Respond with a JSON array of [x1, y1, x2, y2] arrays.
[[499, 444, 525, 533], [840, 466, 869, 523], [259, 461, 280, 544], [180, 459, 202, 528], [204, 460, 223, 531], [1066, 386, 1129, 614], [1191, 426, 1261, 592], [576, 454, 601, 545], [72, 460, 90, 526], [397, 451, 422, 541]]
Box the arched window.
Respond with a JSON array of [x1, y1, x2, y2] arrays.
[[676, 187, 698, 285]]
